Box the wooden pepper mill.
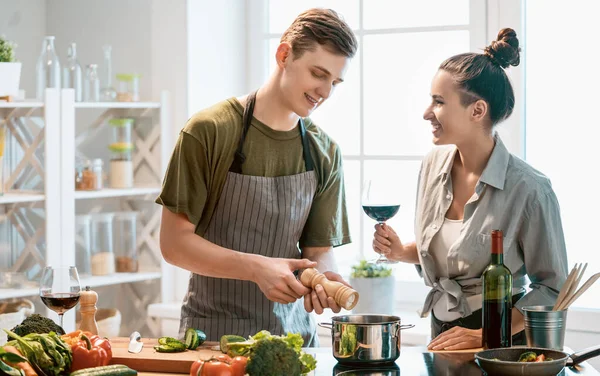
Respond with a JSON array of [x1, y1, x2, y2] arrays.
[[300, 268, 359, 310], [78, 286, 99, 335]]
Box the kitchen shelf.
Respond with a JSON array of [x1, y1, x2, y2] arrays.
[[74, 186, 161, 200], [74, 102, 161, 109], [80, 272, 162, 289], [0, 192, 46, 205], [0, 286, 39, 300], [0, 100, 44, 109], [0, 272, 162, 301]]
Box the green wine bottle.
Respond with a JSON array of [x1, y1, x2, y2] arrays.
[[482, 229, 512, 349]]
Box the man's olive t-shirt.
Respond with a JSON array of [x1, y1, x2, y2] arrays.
[[156, 98, 351, 248]]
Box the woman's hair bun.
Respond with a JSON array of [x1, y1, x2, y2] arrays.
[[484, 28, 521, 68]]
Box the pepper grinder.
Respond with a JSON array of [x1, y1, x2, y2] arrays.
[[78, 286, 99, 335], [300, 268, 359, 310]]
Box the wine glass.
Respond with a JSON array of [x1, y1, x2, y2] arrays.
[[362, 179, 401, 264], [39, 266, 81, 328]]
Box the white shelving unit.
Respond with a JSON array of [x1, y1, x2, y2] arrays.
[[1, 89, 173, 335]]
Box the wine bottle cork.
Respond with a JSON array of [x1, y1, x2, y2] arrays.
[[78, 286, 99, 335], [300, 268, 359, 310]]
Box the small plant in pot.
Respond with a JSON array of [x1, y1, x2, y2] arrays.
[[349, 260, 395, 314], [0, 35, 21, 100]]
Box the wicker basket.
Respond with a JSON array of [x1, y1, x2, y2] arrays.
[[0, 299, 35, 345], [76, 308, 121, 338]]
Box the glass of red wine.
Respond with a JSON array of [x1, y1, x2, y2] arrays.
[[39, 266, 81, 329], [362, 179, 401, 264]]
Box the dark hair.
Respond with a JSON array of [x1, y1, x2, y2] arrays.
[[280, 8, 358, 59], [439, 28, 521, 126]]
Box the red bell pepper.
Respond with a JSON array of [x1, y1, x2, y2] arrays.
[[61, 330, 112, 372]]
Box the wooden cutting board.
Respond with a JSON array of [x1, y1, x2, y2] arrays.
[[109, 337, 223, 374]]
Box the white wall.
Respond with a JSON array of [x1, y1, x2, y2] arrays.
[[0, 0, 47, 97]]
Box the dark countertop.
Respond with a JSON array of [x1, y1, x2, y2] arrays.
[[303, 346, 600, 376]]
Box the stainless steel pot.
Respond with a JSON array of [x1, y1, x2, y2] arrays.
[[319, 314, 414, 365]]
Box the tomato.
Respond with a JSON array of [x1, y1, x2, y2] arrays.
[[230, 356, 248, 375], [190, 360, 203, 376], [201, 360, 235, 376], [189, 356, 246, 376]]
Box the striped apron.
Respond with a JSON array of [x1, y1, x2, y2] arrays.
[[179, 91, 319, 346]]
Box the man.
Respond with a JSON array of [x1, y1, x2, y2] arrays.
[[156, 8, 357, 347]]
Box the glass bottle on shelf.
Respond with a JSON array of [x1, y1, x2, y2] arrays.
[[116, 74, 141, 102], [84, 64, 100, 102], [62, 43, 83, 102], [100, 45, 117, 102], [36, 36, 61, 100]]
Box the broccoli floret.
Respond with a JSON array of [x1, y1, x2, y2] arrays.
[[11, 314, 65, 336], [245, 337, 303, 376]]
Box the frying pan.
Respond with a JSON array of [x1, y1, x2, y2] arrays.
[[475, 345, 600, 376]]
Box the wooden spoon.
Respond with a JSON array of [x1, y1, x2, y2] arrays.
[[561, 272, 600, 310], [553, 263, 580, 311]]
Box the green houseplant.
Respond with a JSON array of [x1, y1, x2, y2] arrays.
[[349, 260, 395, 314], [0, 36, 22, 98]]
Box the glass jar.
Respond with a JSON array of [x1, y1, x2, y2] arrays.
[[114, 212, 138, 273], [84, 64, 100, 102], [109, 118, 134, 147], [75, 214, 92, 277], [90, 213, 115, 276], [116, 73, 141, 102]]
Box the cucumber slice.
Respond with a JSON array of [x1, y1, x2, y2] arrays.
[[157, 337, 187, 351], [185, 328, 199, 350], [154, 344, 185, 353]]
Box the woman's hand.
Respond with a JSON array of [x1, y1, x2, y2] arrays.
[[427, 327, 483, 351], [372, 224, 406, 262]]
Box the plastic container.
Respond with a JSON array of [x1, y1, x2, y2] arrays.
[[114, 212, 138, 273], [90, 213, 115, 276], [75, 214, 92, 277], [116, 73, 141, 102]]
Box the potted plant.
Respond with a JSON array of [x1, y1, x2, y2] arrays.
[[349, 260, 395, 314], [0, 35, 21, 100]]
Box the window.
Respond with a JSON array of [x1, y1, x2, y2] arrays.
[[250, 0, 486, 281], [525, 0, 600, 310]]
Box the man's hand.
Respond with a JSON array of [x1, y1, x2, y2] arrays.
[[427, 327, 483, 351], [303, 271, 350, 314], [253, 257, 317, 304]]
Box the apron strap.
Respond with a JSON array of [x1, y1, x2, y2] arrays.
[[229, 90, 315, 173]]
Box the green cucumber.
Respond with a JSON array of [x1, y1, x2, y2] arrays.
[[70, 364, 137, 376], [185, 328, 207, 350]]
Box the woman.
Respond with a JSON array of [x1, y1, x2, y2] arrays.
[[372, 28, 568, 350]]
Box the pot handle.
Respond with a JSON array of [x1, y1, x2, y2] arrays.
[[394, 324, 415, 339], [568, 344, 600, 367], [318, 322, 333, 331]]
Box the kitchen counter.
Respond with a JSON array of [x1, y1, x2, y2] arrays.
[[132, 346, 599, 375]]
